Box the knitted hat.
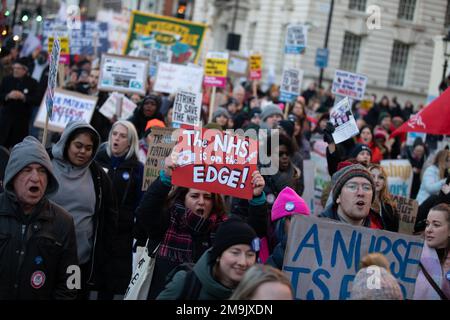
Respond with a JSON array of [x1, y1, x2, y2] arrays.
[[332, 164, 375, 204], [374, 127, 388, 140], [278, 120, 295, 137], [209, 218, 257, 264], [351, 143, 372, 158], [212, 107, 231, 121], [350, 267, 403, 300], [260, 104, 283, 121], [271, 187, 310, 222], [144, 119, 165, 137]]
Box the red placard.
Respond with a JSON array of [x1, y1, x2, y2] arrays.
[[172, 126, 258, 199]]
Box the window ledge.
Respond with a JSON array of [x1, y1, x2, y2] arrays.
[[343, 11, 369, 36], [393, 19, 426, 32]]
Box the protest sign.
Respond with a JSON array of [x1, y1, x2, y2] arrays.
[[48, 36, 70, 65], [96, 9, 130, 54], [124, 11, 207, 65], [381, 160, 413, 198], [204, 52, 229, 88], [99, 93, 137, 120], [149, 46, 173, 77], [315, 48, 328, 68], [153, 62, 204, 94], [280, 68, 303, 103], [43, 20, 109, 55], [329, 97, 359, 144], [285, 24, 307, 54], [311, 151, 330, 215], [284, 215, 423, 300], [359, 99, 374, 111], [172, 126, 258, 199], [391, 195, 418, 235], [172, 91, 202, 126], [46, 38, 61, 119], [35, 89, 97, 133], [98, 54, 148, 95], [406, 132, 427, 146], [142, 127, 177, 191], [228, 53, 248, 77], [332, 70, 368, 101], [249, 54, 262, 80]]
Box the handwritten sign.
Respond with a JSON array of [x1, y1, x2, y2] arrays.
[[285, 24, 307, 54], [249, 54, 262, 80], [204, 51, 229, 88], [153, 62, 203, 94], [172, 126, 258, 199], [280, 68, 303, 103], [142, 127, 177, 191], [35, 89, 97, 133], [172, 91, 202, 127], [381, 160, 413, 198], [284, 215, 423, 300], [391, 195, 418, 235], [332, 70, 368, 101]]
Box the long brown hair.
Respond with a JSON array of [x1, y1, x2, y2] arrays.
[[433, 149, 450, 179], [368, 164, 396, 210]]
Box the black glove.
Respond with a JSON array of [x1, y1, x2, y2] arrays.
[[323, 121, 335, 144]]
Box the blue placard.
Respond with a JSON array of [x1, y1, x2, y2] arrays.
[[315, 48, 329, 68]]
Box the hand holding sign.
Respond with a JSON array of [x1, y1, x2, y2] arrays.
[[251, 170, 265, 197]]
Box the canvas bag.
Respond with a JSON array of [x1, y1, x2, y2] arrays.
[[124, 241, 160, 300]]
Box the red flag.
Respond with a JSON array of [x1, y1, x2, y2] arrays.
[[391, 88, 450, 137]]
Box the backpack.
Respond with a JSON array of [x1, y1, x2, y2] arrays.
[[165, 263, 202, 300]]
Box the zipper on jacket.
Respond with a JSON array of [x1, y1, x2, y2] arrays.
[[14, 224, 29, 298]]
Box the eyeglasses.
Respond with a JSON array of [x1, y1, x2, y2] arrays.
[[343, 182, 372, 193]]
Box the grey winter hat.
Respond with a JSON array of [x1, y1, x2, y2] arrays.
[[4, 136, 59, 197], [260, 104, 283, 121], [212, 107, 231, 121], [350, 267, 403, 300]]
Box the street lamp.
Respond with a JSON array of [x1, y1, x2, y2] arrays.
[[441, 29, 450, 84]]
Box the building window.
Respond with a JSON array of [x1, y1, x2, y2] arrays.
[[397, 0, 416, 21], [348, 0, 366, 11], [388, 41, 409, 86], [339, 32, 361, 72]]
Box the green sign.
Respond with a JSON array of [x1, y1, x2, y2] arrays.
[[124, 11, 207, 65]]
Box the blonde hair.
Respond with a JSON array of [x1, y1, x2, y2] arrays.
[[229, 264, 293, 300], [106, 120, 139, 160]]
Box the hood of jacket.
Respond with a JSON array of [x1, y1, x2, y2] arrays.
[[4, 136, 59, 202]]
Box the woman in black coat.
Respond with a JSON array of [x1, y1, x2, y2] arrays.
[[127, 94, 164, 139], [95, 120, 144, 299]]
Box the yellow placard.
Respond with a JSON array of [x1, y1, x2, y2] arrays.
[[360, 99, 374, 111], [48, 36, 70, 55], [249, 54, 262, 71], [204, 58, 228, 77]]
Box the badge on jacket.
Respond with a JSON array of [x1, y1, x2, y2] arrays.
[[24, 88, 29, 94], [122, 171, 130, 181], [30, 271, 46, 289]]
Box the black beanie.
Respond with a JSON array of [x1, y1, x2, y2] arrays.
[[209, 218, 257, 264], [351, 143, 372, 158]]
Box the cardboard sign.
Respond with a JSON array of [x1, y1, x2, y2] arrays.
[[204, 51, 229, 88], [280, 68, 303, 103], [172, 126, 258, 199], [406, 132, 427, 146], [48, 36, 70, 65], [249, 54, 262, 80], [381, 160, 413, 198], [35, 89, 97, 133], [172, 91, 202, 126], [46, 38, 61, 119], [124, 11, 207, 65], [43, 20, 109, 55], [142, 127, 178, 191], [284, 215, 423, 300], [330, 97, 360, 144], [391, 195, 418, 235], [285, 24, 307, 54], [332, 70, 368, 101], [98, 54, 148, 95], [228, 53, 248, 77], [153, 62, 204, 94], [99, 93, 137, 120]]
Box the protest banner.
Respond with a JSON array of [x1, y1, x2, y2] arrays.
[[99, 93, 137, 120], [172, 91, 202, 127], [280, 68, 303, 103], [43, 20, 109, 55], [329, 97, 359, 144], [98, 54, 148, 95], [249, 54, 262, 80], [284, 215, 423, 300], [391, 195, 418, 235], [172, 126, 258, 199], [35, 89, 97, 133], [315, 48, 329, 68], [48, 36, 70, 65], [142, 127, 177, 191], [331, 70, 368, 101], [359, 99, 374, 111], [381, 159, 413, 198], [204, 52, 229, 88], [228, 53, 249, 78], [124, 11, 207, 65], [285, 24, 307, 54], [406, 132, 427, 146], [153, 62, 204, 94]]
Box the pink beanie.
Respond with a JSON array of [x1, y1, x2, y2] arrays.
[[271, 187, 310, 222]]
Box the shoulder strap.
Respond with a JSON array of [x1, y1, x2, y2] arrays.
[[178, 268, 202, 300], [419, 262, 449, 300]]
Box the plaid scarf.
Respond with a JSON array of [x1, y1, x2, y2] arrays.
[[158, 201, 226, 263]]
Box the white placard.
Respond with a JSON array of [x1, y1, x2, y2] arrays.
[[330, 97, 360, 144], [331, 69, 368, 101], [153, 62, 203, 94], [99, 93, 137, 120], [172, 91, 202, 126]]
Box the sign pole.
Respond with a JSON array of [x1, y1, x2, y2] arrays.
[[115, 93, 123, 120], [42, 113, 49, 147], [208, 86, 217, 123], [284, 102, 290, 119]]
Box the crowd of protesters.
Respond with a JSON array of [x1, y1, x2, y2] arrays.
[[0, 43, 449, 301]]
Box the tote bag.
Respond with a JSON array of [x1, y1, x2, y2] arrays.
[[124, 241, 160, 300]]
